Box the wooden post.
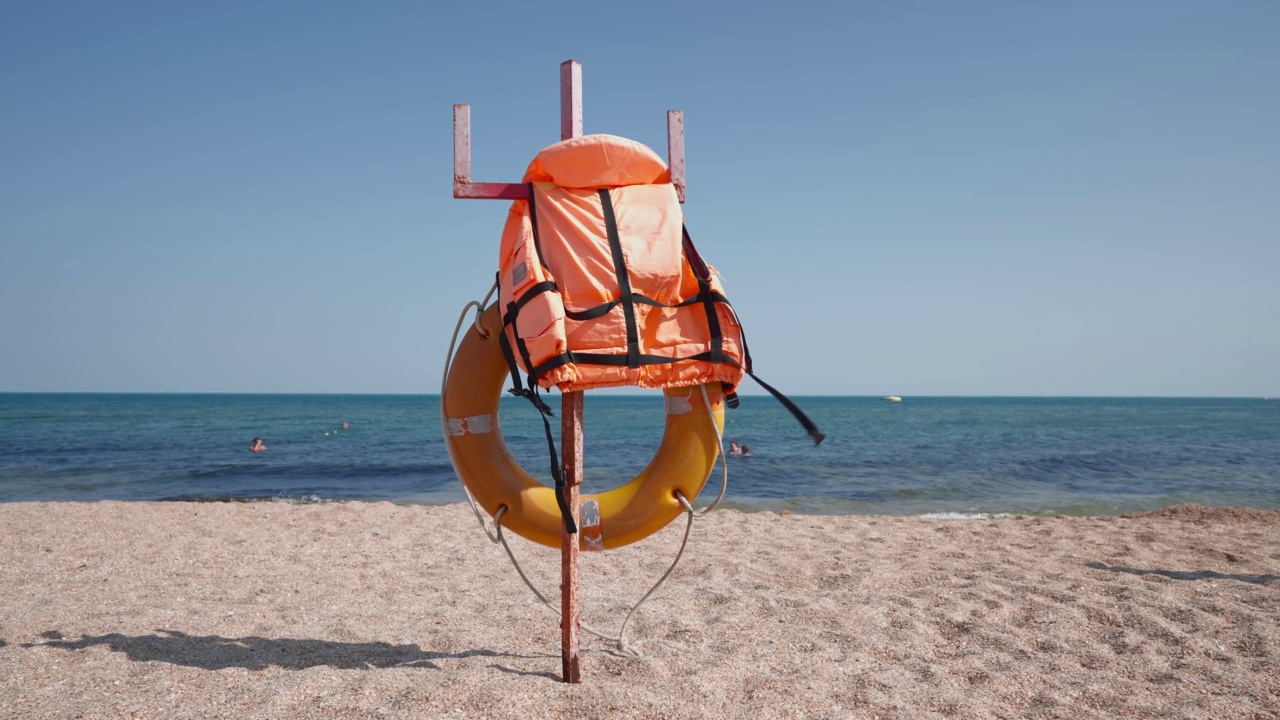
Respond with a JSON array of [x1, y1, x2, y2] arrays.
[[451, 59, 685, 684], [558, 59, 584, 685], [560, 391, 584, 683], [667, 110, 685, 203], [561, 60, 583, 142]]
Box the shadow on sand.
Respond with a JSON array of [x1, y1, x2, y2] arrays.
[[21, 629, 552, 671], [1086, 562, 1278, 586]]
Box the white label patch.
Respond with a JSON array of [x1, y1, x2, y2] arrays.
[[512, 263, 528, 286], [445, 414, 495, 436], [664, 395, 694, 415], [580, 499, 604, 552]]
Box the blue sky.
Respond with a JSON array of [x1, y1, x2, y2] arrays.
[[1, 1, 1276, 396]]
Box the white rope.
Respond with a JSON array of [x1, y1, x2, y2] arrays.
[[473, 282, 497, 337], [696, 384, 730, 516], [440, 284, 502, 543], [493, 494, 698, 657], [615, 491, 698, 653]]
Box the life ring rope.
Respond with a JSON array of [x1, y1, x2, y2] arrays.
[[441, 289, 504, 544], [494, 490, 698, 657], [694, 383, 729, 516]]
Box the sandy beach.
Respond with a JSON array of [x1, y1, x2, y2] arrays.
[[1, 501, 1276, 719]]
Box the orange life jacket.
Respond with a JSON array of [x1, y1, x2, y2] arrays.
[[496, 134, 824, 447], [497, 133, 745, 396]]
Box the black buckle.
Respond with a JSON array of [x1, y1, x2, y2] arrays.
[[509, 387, 555, 416]]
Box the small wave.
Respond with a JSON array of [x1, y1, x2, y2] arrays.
[[159, 493, 332, 504], [187, 462, 455, 481], [918, 511, 1017, 520], [256, 493, 330, 504]]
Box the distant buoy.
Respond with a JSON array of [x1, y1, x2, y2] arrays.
[[883, 396, 902, 403]]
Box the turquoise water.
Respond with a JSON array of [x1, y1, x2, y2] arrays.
[[1, 394, 1278, 516]]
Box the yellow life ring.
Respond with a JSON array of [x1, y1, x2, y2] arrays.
[[442, 305, 724, 550]]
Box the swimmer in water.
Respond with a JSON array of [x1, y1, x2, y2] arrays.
[[249, 437, 267, 453]]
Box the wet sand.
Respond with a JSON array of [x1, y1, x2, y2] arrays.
[[1, 501, 1277, 719]]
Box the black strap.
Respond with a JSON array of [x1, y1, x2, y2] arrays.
[[745, 371, 826, 446], [497, 326, 553, 411], [493, 272, 530, 401], [680, 223, 714, 281], [499, 318, 575, 534], [527, 352, 575, 387], [506, 303, 537, 388], [528, 350, 824, 446], [564, 290, 731, 322], [498, 279, 561, 391], [698, 287, 823, 444], [598, 189, 641, 368], [503, 281, 558, 325], [561, 350, 721, 367], [502, 293, 572, 531], [528, 348, 720, 380], [564, 299, 620, 322], [526, 183, 551, 274], [721, 297, 753, 408], [681, 226, 726, 363], [497, 324, 524, 398], [531, 384, 577, 535]]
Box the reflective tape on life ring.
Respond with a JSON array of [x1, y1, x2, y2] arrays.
[[442, 304, 724, 550]]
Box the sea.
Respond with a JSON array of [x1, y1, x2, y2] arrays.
[[1, 394, 1278, 517]]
